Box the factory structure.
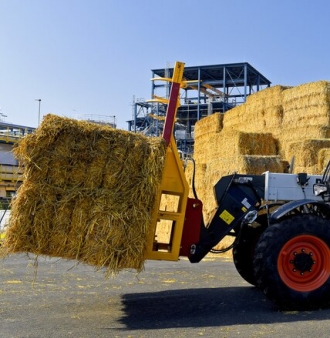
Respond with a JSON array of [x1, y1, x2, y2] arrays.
[[0, 122, 35, 203], [0, 62, 271, 200], [128, 62, 271, 156]]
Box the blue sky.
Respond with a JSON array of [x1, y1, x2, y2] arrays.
[[1, 0, 329, 129]]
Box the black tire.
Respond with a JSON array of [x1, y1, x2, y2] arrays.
[[254, 214, 330, 310], [233, 223, 266, 286]]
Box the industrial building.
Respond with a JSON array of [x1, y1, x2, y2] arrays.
[[129, 62, 271, 156], [0, 122, 35, 203]]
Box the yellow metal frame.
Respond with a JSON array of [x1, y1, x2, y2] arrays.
[[144, 61, 189, 261], [144, 135, 189, 261], [0, 127, 33, 144]]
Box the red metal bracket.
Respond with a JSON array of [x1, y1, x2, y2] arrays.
[[162, 62, 184, 145]]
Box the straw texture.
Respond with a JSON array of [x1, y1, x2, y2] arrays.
[[1, 114, 166, 275]]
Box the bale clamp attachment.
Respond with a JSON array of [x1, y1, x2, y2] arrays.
[[144, 61, 200, 261]]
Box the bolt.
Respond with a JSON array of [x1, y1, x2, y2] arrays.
[[309, 252, 313, 256], [293, 252, 297, 256], [302, 249, 305, 253], [300, 272, 304, 275], [290, 260, 294, 264], [293, 268, 297, 272]]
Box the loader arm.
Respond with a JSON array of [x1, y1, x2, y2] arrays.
[[189, 174, 265, 263]]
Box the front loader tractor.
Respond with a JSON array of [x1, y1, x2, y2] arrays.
[[144, 61, 330, 311]]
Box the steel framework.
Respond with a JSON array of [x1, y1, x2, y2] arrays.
[[129, 62, 271, 156]]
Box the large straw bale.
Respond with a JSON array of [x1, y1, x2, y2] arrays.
[[241, 155, 283, 174], [194, 112, 223, 136], [236, 132, 278, 156], [193, 132, 218, 164], [279, 126, 330, 146], [222, 103, 278, 134], [194, 130, 277, 166], [282, 103, 330, 127], [262, 106, 284, 133], [283, 139, 330, 174], [223, 85, 289, 134], [221, 104, 246, 131], [282, 81, 330, 109], [281, 82, 330, 138], [318, 149, 330, 173], [245, 85, 291, 106], [1, 114, 166, 275]]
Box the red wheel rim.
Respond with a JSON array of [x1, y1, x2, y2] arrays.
[[278, 235, 330, 292]]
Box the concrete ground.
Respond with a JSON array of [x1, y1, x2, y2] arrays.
[[1, 253, 330, 338]]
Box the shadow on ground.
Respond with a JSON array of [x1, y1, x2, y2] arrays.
[[119, 285, 330, 330]]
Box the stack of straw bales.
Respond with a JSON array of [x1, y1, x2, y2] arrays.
[[191, 80, 330, 225], [1, 114, 166, 275], [280, 81, 330, 170], [222, 85, 290, 134], [193, 115, 283, 222]]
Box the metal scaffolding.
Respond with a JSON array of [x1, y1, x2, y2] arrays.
[[128, 62, 271, 156]]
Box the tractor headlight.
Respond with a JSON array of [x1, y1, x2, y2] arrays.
[[313, 183, 328, 196]]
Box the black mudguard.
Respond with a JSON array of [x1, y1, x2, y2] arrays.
[[270, 199, 330, 222]]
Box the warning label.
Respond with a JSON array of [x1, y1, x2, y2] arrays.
[[219, 210, 235, 225]]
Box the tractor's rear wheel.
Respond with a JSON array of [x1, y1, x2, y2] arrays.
[[233, 222, 266, 286], [254, 214, 330, 310]]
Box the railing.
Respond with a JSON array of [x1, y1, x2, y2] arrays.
[[0, 127, 35, 144], [0, 165, 22, 182]]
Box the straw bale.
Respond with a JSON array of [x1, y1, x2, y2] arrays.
[[2, 114, 166, 275], [262, 106, 284, 132], [183, 161, 206, 193], [222, 104, 246, 131], [245, 85, 291, 107], [241, 155, 283, 174], [279, 126, 330, 146], [318, 149, 330, 173], [293, 164, 319, 175], [222, 85, 289, 134], [193, 132, 217, 164], [282, 81, 330, 109], [194, 112, 224, 136], [236, 132, 278, 156], [223, 104, 283, 135], [194, 130, 277, 167], [283, 139, 330, 174], [282, 104, 330, 127]]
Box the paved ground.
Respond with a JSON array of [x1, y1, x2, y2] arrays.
[[1, 253, 330, 338]]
